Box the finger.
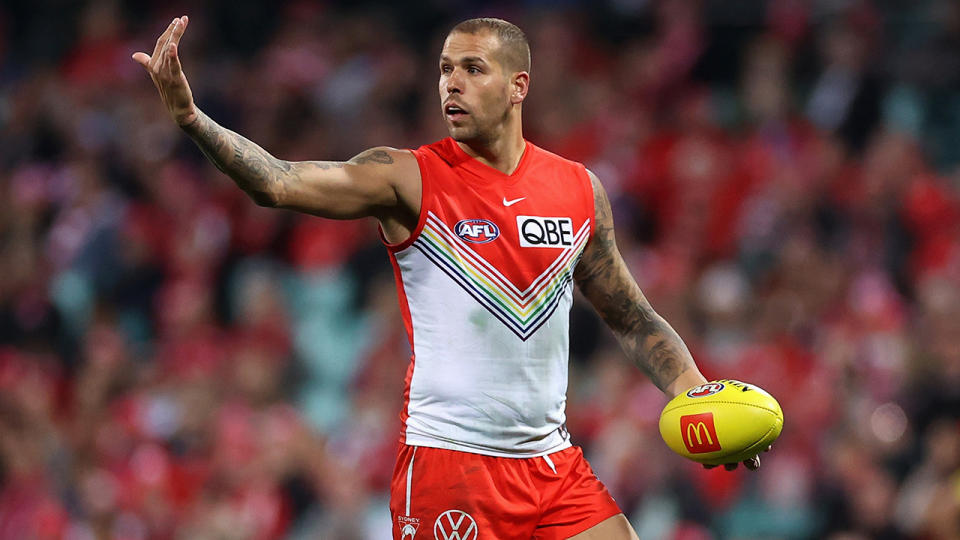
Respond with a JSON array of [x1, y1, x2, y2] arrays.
[[744, 456, 761, 470], [158, 19, 181, 72], [724, 463, 738, 471], [152, 18, 179, 58], [764, 445, 772, 453], [171, 15, 189, 46], [132, 52, 151, 67], [168, 42, 182, 76]]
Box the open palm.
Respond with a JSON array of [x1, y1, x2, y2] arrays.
[[132, 16, 197, 126]]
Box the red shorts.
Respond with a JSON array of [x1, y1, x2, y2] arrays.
[[389, 444, 622, 540]]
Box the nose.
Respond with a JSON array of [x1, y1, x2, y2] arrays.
[[445, 69, 463, 95]]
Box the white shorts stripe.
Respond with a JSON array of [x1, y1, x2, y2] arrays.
[[405, 447, 418, 516], [543, 453, 557, 475]]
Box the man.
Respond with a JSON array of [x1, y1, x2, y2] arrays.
[[134, 16, 762, 539]]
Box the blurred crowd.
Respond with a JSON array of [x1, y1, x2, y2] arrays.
[[2, 0, 960, 539]]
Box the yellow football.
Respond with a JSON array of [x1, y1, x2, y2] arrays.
[[658, 379, 783, 466]]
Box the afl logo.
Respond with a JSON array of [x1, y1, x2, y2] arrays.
[[455, 219, 500, 244], [687, 382, 725, 398]]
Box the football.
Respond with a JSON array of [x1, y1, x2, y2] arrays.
[[658, 379, 783, 466]]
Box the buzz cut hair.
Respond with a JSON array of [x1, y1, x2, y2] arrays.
[[449, 18, 531, 74]]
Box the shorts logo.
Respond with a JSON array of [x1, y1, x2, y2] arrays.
[[397, 516, 420, 539], [686, 382, 725, 398], [680, 413, 722, 454], [517, 216, 574, 248], [455, 219, 500, 244], [434, 510, 477, 540]]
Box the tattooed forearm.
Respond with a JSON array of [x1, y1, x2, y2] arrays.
[[180, 112, 396, 209], [604, 294, 694, 392], [575, 171, 699, 393], [578, 259, 695, 391], [181, 109, 290, 206]]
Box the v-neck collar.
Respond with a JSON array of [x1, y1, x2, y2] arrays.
[[448, 138, 532, 184]]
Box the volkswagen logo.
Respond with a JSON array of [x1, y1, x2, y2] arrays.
[[434, 509, 478, 540]]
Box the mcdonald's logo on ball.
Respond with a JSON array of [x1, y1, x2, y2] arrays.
[[680, 413, 722, 453]]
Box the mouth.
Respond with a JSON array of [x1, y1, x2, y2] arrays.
[[444, 103, 469, 122]]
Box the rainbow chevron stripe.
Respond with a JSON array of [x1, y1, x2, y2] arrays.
[[412, 212, 591, 340]]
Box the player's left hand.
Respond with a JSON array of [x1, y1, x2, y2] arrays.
[[703, 445, 772, 471]]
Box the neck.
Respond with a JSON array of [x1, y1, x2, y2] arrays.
[[456, 113, 525, 175]]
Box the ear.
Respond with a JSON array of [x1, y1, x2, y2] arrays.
[[510, 71, 530, 105]]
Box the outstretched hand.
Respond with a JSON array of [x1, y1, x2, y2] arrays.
[[703, 445, 772, 471], [132, 16, 197, 126]]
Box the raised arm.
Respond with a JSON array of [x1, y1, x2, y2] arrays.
[[131, 16, 420, 232], [573, 170, 705, 398]]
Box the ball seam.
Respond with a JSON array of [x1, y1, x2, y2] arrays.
[[664, 400, 781, 416]]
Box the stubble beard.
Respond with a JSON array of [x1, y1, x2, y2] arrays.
[[445, 105, 510, 146], [447, 119, 487, 145]]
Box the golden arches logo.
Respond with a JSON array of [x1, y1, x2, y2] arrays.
[[679, 413, 722, 453], [687, 421, 714, 447]]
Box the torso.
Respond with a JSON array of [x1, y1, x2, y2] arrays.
[[382, 137, 595, 457]]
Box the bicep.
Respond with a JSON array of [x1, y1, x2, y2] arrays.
[[275, 147, 420, 220], [574, 171, 649, 333]]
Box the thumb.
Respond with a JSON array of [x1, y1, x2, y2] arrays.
[[131, 52, 151, 67]]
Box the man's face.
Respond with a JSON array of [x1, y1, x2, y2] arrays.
[[438, 31, 514, 144]]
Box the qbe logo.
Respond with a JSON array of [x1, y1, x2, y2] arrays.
[[680, 412, 722, 454], [516, 216, 574, 248], [455, 219, 500, 244], [434, 510, 477, 540]]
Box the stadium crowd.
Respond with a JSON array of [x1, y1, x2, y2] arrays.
[[1, 0, 959, 538]]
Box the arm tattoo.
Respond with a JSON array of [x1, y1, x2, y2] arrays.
[[300, 149, 394, 170], [575, 174, 697, 392], [306, 162, 345, 170], [351, 149, 393, 165], [182, 109, 290, 206], [181, 113, 395, 207]]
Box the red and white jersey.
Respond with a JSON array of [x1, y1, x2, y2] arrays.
[[383, 137, 595, 457]]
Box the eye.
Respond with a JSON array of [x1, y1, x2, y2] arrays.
[[440, 64, 453, 74], [467, 65, 481, 74]]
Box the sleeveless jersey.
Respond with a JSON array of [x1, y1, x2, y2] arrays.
[[383, 137, 595, 457]]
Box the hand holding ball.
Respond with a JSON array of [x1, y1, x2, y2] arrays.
[[658, 380, 783, 468]]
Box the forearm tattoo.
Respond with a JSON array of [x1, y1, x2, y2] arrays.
[[181, 110, 290, 205], [575, 176, 695, 392], [181, 111, 393, 205]]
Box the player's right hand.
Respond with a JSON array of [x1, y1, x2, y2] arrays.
[[702, 445, 772, 471], [132, 16, 197, 127]]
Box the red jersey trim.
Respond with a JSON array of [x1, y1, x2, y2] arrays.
[[576, 163, 597, 245], [386, 250, 416, 443]]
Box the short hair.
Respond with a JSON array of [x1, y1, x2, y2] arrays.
[[449, 18, 531, 74]]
